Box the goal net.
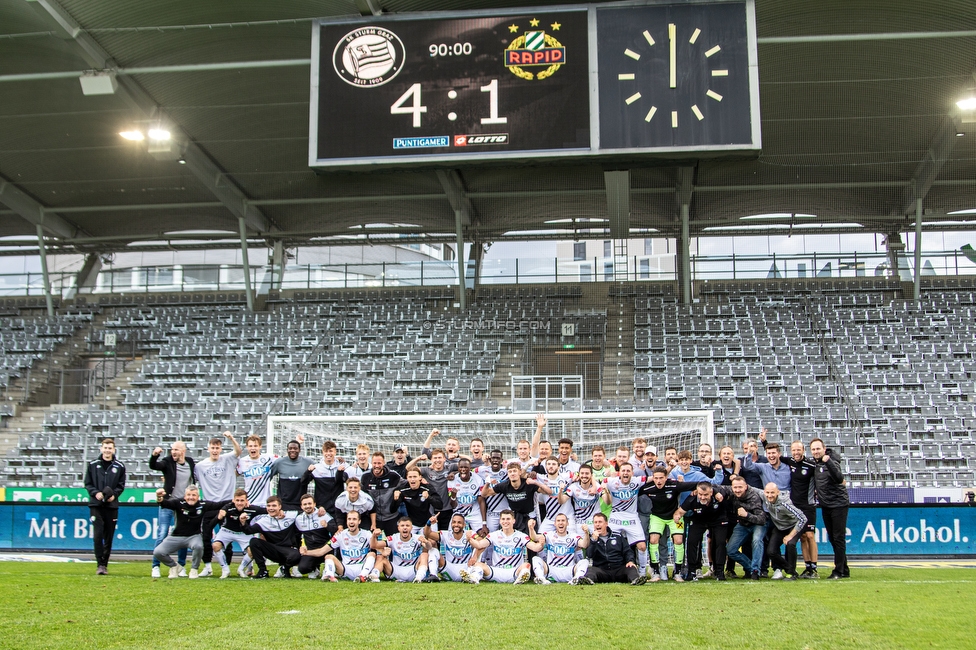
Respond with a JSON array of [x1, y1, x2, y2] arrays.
[[267, 412, 713, 461]]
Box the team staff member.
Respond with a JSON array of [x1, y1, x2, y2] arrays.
[[83, 437, 126, 575], [674, 482, 732, 582], [153, 485, 220, 579], [362, 452, 408, 536], [811, 438, 850, 579], [767, 436, 820, 578], [268, 440, 315, 509], [149, 441, 196, 577], [762, 483, 807, 580], [577, 513, 644, 585]]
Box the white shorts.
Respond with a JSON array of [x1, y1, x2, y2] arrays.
[[390, 564, 417, 582], [538, 519, 559, 535], [212, 530, 253, 550], [487, 565, 522, 583], [609, 514, 646, 546], [486, 513, 502, 532], [443, 563, 468, 582], [339, 561, 366, 580], [462, 512, 484, 532], [548, 565, 575, 583]]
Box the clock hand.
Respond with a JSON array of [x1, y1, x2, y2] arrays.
[[669, 23, 676, 89]]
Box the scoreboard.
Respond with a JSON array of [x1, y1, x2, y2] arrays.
[[309, 1, 760, 168]]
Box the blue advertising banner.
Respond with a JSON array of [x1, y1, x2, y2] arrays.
[[0, 503, 159, 552], [0, 503, 974, 555]]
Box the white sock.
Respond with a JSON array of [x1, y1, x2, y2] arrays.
[[415, 564, 428, 581], [216, 551, 228, 568], [637, 549, 648, 574], [531, 557, 547, 580], [323, 561, 336, 578], [573, 559, 589, 578], [427, 549, 440, 576], [368, 568, 381, 578], [470, 567, 484, 581], [241, 556, 253, 570], [362, 556, 376, 575]]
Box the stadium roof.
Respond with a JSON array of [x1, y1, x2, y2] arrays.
[[2, 0, 976, 255]]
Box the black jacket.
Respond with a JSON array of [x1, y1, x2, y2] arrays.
[[84, 456, 126, 508], [149, 451, 196, 496], [586, 529, 635, 569], [813, 456, 850, 508]]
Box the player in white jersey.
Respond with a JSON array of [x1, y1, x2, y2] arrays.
[[448, 459, 487, 534], [476, 450, 510, 532], [345, 443, 372, 481], [300, 510, 376, 582], [555, 437, 581, 475], [424, 513, 477, 582], [602, 462, 650, 576], [529, 514, 590, 584], [334, 477, 375, 528], [464, 509, 543, 584], [193, 431, 241, 576], [372, 517, 432, 583], [559, 464, 603, 534], [536, 457, 573, 535], [236, 434, 277, 507]]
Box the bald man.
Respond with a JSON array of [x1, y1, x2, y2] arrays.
[[149, 441, 196, 577], [763, 482, 807, 581]]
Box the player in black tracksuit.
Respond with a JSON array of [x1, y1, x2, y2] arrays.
[[393, 468, 443, 530], [777, 439, 820, 578], [83, 438, 126, 574], [294, 493, 335, 576], [239, 495, 300, 579], [675, 482, 733, 581], [638, 467, 699, 578]]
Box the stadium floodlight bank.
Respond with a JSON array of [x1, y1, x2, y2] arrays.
[[267, 412, 713, 460]]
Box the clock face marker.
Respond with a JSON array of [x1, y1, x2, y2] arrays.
[[624, 48, 641, 60], [691, 104, 704, 121], [625, 92, 642, 105], [618, 73, 635, 80], [707, 90, 723, 101], [689, 28, 701, 44], [643, 30, 655, 46], [671, 111, 678, 128], [711, 69, 728, 77], [705, 44, 721, 58], [645, 106, 657, 122]]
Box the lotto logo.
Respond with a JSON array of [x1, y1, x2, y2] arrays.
[[454, 133, 509, 147]]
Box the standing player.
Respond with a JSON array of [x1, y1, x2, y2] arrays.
[[464, 509, 544, 584], [601, 463, 650, 577], [361, 451, 407, 536], [640, 466, 699, 581], [300, 510, 376, 582], [212, 488, 265, 578], [83, 437, 125, 575], [475, 450, 510, 532], [468, 438, 486, 469], [560, 464, 602, 535], [555, 438, 580, 474], [536, 457, 573, 535], [674, 482, 732, 581], [509, 438, 535, 471], [334, 477, 375, 528], [448, 458, 487, 534], [345, 444, 373, 480], [424, 513, 478, 582], [407, 448, 453, 529], [305, 440, 347, 523], [372, 517, 432, 583], [237, 435, 277, 507], [394, 468, 442, 533], [269, 440, 315, 509], [481, 463, 551, 533], [529, 514, 589, 584], [193, 431, 242, 576]]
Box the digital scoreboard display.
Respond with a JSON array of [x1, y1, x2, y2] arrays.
[[309, 2, 761, 168]]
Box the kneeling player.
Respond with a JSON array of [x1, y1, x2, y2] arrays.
[[464, 509, 543, 584], [424, 513, 477, 582], [373, 517, 432, 583], [213, 488, 264, 578], [300, 510, 376, 582], [529, 514, 589, 584]]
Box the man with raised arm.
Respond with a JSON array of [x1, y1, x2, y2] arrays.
[[811, 438, 850, 579], [371, 516, 432, 583], [193, 431, 241, 576], [464, 509, 544, 584], [149, 440, 195, 578], [536, 456, 574, 535], [300, 510, 377, 582], [530, 513, 590, 584], [774, 437, 820, 578], [406, 447, 453, 529], [640, 466, 699, 581], [577, 513, 642, 585]]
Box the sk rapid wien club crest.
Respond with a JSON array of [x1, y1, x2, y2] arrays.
[[504, 18, 566, 80]]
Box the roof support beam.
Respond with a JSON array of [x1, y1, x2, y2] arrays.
[[890, 114, 961, 218], [0, 175, 78, 239], [436, 170, 475, 227], [604, 170, 631, 239], [30, 0, 272, 235]]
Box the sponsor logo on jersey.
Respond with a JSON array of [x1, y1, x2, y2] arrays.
[[333, 26, 405, 87]]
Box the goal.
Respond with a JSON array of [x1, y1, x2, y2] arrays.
[[266, 412, 713, 461]]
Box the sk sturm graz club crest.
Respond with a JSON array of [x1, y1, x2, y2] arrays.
[[504, 18, 566, 80], [333, 26, 405, 87]]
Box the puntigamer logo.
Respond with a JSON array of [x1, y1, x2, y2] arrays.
[[333, 26, 405, 87]]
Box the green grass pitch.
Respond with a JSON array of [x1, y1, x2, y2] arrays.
[[0, 562, 972, 649]]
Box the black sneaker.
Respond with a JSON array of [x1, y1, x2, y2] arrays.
[[841, 570, 851, 579], [715, 574, 727, 581], [252, 569, 270, 580], [827, 571, 842, 580], [577, 576, 594, 585], [630, 575, 648, 586], [784, 573, 798, 581], [422, 574, 440, 583], [799, 568, 819, 579], [725, 569, 737, 579], [749, 571, 760, 581], [280, 567, 293, 579]]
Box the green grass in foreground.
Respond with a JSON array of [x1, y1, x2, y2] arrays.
[[0, 562, 973, 650]]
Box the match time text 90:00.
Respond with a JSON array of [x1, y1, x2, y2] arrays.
[[429, 42, 474, 57]]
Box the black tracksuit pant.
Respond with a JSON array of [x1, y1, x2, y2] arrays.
[[584, 564, 639, 583], [821, 506, 849, 576], [90, 505, 118, 566], [767, 526, 799, 576], [686, 522, 728, 576], [248, 538, 301, 572]]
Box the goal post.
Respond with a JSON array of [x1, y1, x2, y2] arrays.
[[267, 411, 713, 461]]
